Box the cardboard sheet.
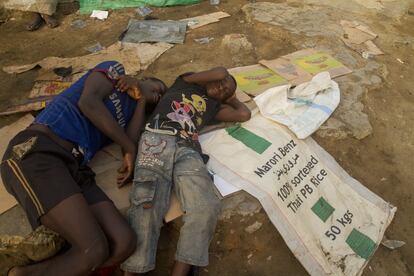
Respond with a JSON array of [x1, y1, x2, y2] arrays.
[[339, 21, 383, 57], [3, 42, 173, 75], [0, 97, 53, 116], [260, 57, 313, 86], [0, 115, 34, 214], [285, 49, 352, 78], [229, 64, 287, 96], [235, 90, 252, 103], [181, 11, 230, 30], [1, 42, 173, 115], [89, 144, 183, 222], [29, 81, 72, 98]]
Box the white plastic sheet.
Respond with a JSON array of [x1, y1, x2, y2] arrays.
[[254, 72, 340, 139]]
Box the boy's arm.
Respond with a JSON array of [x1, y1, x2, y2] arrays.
[[116, 98, 147, 187], [78, 72, 138, 186], [214, 96, 251, 123], [182, 67, 228, 84]]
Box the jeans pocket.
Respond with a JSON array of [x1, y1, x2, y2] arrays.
[[131, 175, 157, 209]]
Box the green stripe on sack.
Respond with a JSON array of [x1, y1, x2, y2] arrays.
[[226, 125, 271, 154], [311, 197, 335, 222], [346, 228, 377, 259]]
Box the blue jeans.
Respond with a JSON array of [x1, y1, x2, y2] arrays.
[[121, 131, 221, 273]]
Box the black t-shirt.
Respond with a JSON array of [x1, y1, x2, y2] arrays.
[[146, 75, 221, 141]]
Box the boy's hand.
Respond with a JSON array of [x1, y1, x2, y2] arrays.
[[141, 88, 161, 104], [117, 148, 136, 188], [116, 75, 139, 92]]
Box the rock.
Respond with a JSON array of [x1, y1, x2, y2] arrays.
[[317, 118, 349, 139], [221, 34, 253, 54], [242, 2, 341, 37], [220, 193, 262, 220], [244, 221, 263, 234]]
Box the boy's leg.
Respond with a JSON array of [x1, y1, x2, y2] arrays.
[[90, 201, 137, 267], [0, 131, 113, 275], [120, 169, 172, 274], [172, 147, 221, 271], [10, 193, 110, 276], [121, 131, 176, 274], [79, 165, 137, 268]]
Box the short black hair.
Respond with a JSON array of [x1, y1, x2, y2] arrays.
[[229, 74, 237, 90], [143, 77, 168, 95]]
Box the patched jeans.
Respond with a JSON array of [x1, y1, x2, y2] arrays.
[[121, 131, 222, 273]]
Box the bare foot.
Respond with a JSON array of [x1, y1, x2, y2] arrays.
[[26, 12, 43, 31], [41, 14, 59, 28]]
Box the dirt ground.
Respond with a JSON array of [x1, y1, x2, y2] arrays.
[[0, 0, 413, 275]]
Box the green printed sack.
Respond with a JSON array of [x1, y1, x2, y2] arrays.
[[201, 114, 395, 276]]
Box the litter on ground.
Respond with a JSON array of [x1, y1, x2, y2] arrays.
[[194, 37, 214, 44], [181, 11, 230, 29], [136, 6, 153, 17], [84, 42, 105, 53], [340, 20, 384, 58], [90, 10, 109, 20], [381, 239, 406, 250], [121, 20, 187, 44]]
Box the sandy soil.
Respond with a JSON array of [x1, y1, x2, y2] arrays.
[[0, 0, 413, 275]]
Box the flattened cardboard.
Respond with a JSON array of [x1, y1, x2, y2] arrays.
[[90, 144, 183, 222], [29, 81, 72, 98], [0, 115, 34, 214], [3, 42, 172, 75], [182, 11, 230, 30], [0, 97, 53, 116], [235, 90, 252, 103], [229, 64, 287, 96], [260, 58, 313, 85], [284, 49, 352, 79]]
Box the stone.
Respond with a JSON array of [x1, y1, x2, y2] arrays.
[[244, 221, 263, 234], [221, 34, 253, 54], [220, 193, 262, 220]]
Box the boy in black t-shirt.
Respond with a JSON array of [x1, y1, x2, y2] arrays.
[[121, 67, 251, 276]]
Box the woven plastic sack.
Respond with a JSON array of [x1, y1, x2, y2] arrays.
[[201, 113, 395, 276]]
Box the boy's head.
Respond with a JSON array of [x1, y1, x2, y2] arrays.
[[141, 77, 168, 104], [206, 74, 237, 102]]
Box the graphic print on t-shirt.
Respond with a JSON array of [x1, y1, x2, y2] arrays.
[[149, 93, 208, 140]]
